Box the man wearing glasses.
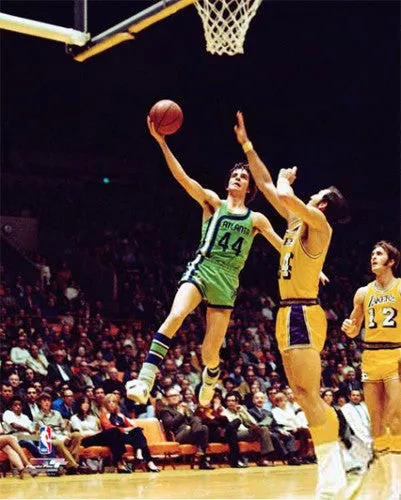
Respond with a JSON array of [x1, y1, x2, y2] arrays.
[[158, 388, 215, 470], [51, 389, 76, 420], [263, 388, 278, 412], [222, 392, 275, 466]]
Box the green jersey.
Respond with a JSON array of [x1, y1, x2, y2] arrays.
[[196, 201, 254, 273], [180, 202, 255, 308]]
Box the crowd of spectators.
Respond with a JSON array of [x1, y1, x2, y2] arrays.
[[0, 243, 371, 475], [1, 178, 397, 476]]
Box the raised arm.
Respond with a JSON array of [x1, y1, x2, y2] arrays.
[[251, 213, 333, 285], [234, 111, 289, 221], [254, 213, 331, 283], [252, 212, 282, 253], [341, 286, 366, 338], [277, 167, 330, 233], [148, 117, 220, 210]]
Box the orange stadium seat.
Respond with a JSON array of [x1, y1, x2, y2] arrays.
[[135, 418, 180, 469]]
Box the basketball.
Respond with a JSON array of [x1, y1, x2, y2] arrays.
[[149, 99, 183, 135]]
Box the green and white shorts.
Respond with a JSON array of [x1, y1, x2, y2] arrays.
[[179, 255, 239, 309]]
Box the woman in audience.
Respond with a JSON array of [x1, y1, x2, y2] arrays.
[[100, 393, 159, 472], [0, 422, 38, 478], [70, 396, 130, 473]]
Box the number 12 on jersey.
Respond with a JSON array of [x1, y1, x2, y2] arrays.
[[368, 306, 397, 329]]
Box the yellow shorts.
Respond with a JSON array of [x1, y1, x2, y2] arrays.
[[361, 348, 401, 382], [276, 304, 327, 353]]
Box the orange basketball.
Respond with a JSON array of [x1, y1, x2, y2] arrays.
[[149, 99, 183, 135]]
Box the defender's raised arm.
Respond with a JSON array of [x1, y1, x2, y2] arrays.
[[234, 111, 289, 221]]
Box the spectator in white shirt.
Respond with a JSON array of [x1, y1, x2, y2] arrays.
[[272, 392, 311, 462], [2, 396, 42, 458], [340, 390, 373, 473], [10, 335, 30, 367], [2, 397, 35, 436], [26, 344, 49, 377], [284, 387, 309, 428]]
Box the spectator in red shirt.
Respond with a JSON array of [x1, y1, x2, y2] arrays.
[[100, 393, 159, 472]]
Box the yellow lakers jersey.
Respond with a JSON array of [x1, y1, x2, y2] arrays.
[[363, 278, 401, 343], [278, 220, 329, 299]]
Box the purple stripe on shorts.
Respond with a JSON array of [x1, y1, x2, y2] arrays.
[[289, 304, 311, 346]]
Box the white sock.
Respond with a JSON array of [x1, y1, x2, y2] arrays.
[[387, 453, 400, 498], [138, 363, 157, 389], [315, 441, 347, 497]]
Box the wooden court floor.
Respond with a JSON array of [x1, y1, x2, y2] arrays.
[[0, 462, 390, 500]]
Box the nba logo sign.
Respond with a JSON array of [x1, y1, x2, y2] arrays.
[[39, 426, 52, 455]]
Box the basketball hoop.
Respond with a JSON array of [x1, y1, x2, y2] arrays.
[[195, 0, 262, 56]]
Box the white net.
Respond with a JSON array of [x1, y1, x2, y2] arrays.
[[195, 0, 263, 56]]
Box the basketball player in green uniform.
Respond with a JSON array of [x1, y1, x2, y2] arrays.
[[126, 116, 282, 407], [234, 111, 352, 499]]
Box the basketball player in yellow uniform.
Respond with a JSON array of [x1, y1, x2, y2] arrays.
[[342, 241, 401, 499], [234, 111, 350, 499]]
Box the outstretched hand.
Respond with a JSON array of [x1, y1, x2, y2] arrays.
[[319, 271, 330, 286], [234, 110, 249, 146], [147, 115, 165, 144], [278, 166, 297, 185]]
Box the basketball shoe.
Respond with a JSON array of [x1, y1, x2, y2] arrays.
[[125, 380, 150, 404], [198, 367, 219, 407]]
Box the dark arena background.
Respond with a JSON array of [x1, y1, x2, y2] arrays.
[[0, 1, 400, 499]]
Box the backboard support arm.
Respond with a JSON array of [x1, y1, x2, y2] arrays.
[[72, 0, 196, 62], [74, 0, 88, 33], [0, 11, 90, 46], [0, 0, 194, 60]]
